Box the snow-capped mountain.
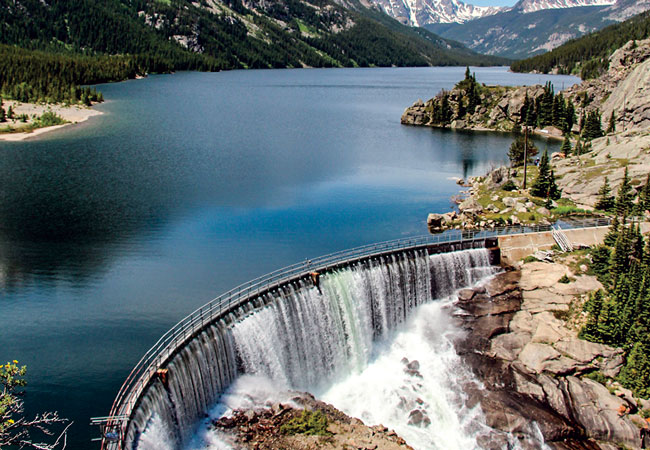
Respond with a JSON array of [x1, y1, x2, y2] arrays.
[[514, 0, 617, 14], [371, 0, 503, 26]]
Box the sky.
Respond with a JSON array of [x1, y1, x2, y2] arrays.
[[468, 0, 518, 5]]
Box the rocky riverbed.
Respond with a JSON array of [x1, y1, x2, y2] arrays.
[[453, 258, 650, 449]]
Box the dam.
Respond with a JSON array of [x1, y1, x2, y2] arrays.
[[95, 219, 609, 450]]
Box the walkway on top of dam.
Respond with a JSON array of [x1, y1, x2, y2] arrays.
[[94, 216, 636, 450]]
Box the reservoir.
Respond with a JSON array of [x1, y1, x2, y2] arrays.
[[0, 66, 579, 449]]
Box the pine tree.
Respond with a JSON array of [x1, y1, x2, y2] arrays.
[[639, 173, 650, 214], [0, 97, 5, 123], [552, 93, 567, 131], [595, 177, 615, 212], [560, 136, 572, 156], [530, 150, 561, 199], [508, 126, 538, 167], [583, 110, 604, 140], [607, 110, 616, 134], [619, 339, 650, 398], [526, 100, 537, 128], [595, 299, 618, 345], [538, 82, 554, 127], [574, 138, 583, 156], [456, 94, 466, 119], [579, 290, 604, 341], [615, 167, 634, 217], [565, 100, 576, 133], [604, 215, 620, 247]]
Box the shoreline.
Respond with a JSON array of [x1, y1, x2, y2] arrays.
[[0, 100, 103, 142]]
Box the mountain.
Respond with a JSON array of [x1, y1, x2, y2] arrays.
[[367, 0, 502, 27], [0, 0, 506, 103], [513, 0, 615, 14], [426, 0, 650, 58], [511, 10, 650, 78]]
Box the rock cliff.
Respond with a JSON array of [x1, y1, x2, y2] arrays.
[[454, 261, 647, 449], [402, 38, 650, 141]]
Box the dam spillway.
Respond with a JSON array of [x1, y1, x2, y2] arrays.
[[102, 236, 501, 450]]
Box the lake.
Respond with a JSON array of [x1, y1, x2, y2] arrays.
[[0, 66, 579, 449]]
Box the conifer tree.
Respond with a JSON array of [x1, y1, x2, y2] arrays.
[[526, 101, 537, 128], [508, 125, 538, 167], [530, 150, 561, 200], [619, 339, 650, 398], [639, 173, 650, 214], [579, 290, 604, 341], [538, 82, 554, 127], [595, 299, 618, 344], [456, 94, 466, 120], [615, 167, 634, 217], [560, 136, 572, 156], [583, 110, 604, 140], [0, 97, 6, 123], [565, 99, 576, 132], [604, 215, 620, 247], [607, 110, 616, 134], [552, 93, 567, 131], [595, 177, 615, 212]]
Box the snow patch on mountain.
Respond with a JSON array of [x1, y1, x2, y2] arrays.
[[514, 0, 617, 14], [372, 0, 503, 26]]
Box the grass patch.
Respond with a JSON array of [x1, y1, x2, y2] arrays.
[[523, 255, 539, 263], [281, 410, 331, 436], [552, 206, 588, 216], [558, 274, 572, 283]]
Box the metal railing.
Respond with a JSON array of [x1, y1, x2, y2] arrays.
[[97, 217, 611, 449]]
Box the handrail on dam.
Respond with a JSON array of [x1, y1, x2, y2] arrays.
[[96, 217, 610, 449]]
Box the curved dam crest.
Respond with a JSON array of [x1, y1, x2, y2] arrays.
[[124, 240, 500, 450]]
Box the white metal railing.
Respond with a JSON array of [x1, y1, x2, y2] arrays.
[[96, 217, 610, 449]]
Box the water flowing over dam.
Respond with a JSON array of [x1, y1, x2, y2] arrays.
[[111, 239, 500, 450]]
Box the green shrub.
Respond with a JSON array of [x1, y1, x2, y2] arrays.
[[559, 274, 571, 283], [281, 410, 331, 436], [36, 110, 65, 127], [523, 255, 539, 263], [585, 371, 608, 385], [502, 180, 517, 191]]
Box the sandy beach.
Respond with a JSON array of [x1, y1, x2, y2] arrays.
[[0, 100, 103, 142]]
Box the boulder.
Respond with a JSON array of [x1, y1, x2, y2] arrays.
[[554, 338, 620, 365], [488, 167, 509, 189], [427, 213, 444, 229], [536, 206, 551, 216], [518, 343, 561, 373], [459, 197, 483, 215]]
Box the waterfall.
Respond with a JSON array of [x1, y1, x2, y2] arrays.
[[130, 247, 496, 450]]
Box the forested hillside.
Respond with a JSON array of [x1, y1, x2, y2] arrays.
[[510, 10, 650, 78], [0, 0, 506, 103]]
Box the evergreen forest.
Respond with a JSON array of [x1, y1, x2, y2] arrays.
[[510, 11, 650, 79], [0, 0, 505, 104]]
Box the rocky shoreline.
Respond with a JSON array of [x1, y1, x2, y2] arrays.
[[212, 392, 413, 449], [453, 258, 650, 449]]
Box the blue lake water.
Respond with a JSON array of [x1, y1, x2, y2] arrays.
[[0, 66, 579, 448]]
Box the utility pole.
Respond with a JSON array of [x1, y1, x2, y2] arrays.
[[523, 124, 528, 190]]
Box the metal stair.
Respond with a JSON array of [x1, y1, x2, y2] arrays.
[[552, 224, 573, 252]]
